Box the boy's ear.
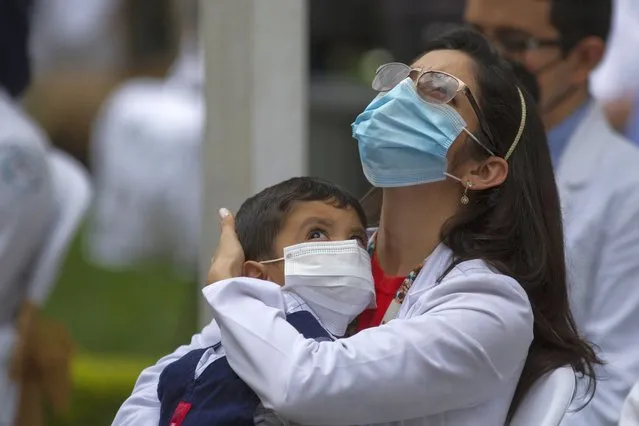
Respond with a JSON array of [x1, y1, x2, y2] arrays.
[[242, 261, 268, 279]]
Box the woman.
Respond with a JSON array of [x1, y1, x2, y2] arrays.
[[113, 27, 598, 426], [206, 27, 599, 425]]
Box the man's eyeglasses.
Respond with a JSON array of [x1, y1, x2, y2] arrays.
[[481, 27, 562, 54]]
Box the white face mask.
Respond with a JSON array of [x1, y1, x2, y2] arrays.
[[262, 240, 376, 336]]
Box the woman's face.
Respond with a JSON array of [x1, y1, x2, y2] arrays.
[[410, 49, 483, 163]]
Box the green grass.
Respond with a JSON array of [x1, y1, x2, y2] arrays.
[[42, 229, 198, 425]]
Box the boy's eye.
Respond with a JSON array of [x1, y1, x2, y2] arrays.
[[309, 229, 329, 241]]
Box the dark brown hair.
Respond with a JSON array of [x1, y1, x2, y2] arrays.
[[236, 177, 366, 261], [361, 27, 600, 422]]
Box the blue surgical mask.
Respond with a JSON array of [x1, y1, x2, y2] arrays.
[[352, 78, 485, 188]]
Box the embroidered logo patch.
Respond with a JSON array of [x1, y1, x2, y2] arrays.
[[0, 144, 45, 198]]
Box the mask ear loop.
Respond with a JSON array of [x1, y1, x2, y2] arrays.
[[444, 86, 526, 203], [260, 257, 284, 264], [464, 86, 526, 160], [463, 129, 495, 157]]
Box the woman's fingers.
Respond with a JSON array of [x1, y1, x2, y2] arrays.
[[218, 208, 242, 258], [207, 208, 245, 283], [218, 207, 237, 239]]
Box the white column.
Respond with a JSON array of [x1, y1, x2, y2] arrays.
[[198, 0, 308, 327]]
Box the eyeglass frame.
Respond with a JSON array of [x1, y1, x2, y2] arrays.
[[480, 27, 562, 54], [373, 62, 497, 155]]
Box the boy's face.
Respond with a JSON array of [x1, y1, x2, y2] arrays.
[[244, 200, 368, 285]]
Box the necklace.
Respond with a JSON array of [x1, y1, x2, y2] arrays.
[[368, 232, 425, 324]]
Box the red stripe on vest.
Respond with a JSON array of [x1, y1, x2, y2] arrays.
[[169, 401, 193, 426]]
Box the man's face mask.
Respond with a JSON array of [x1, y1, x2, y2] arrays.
[[489, 29, 583, 115]]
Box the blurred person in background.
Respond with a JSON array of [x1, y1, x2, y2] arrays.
[[0, 0, 55, 424], [86, 0, 203, 278], [377, 0, 465, 65], [466, 1, 639, 425], [25, 0, 179, 165], [24, 0, 126, 163], [590, 0, 639, 144], [29, 0, 125, 76]]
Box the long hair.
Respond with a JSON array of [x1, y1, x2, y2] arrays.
[[361, 27, 600, 422]]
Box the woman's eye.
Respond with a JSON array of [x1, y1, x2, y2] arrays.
[[309, 230, 329, 240]]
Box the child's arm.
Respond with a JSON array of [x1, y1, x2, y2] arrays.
[[111, 321, 221, 426]]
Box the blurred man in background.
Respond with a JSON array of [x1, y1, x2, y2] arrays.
[[466, 1, 639, 425], [0, 0, 55, 424], [86, 0, 203, 278], [590, 0, 639, 143]]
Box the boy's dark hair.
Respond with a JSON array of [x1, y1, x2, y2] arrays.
[[550, 0, 611, 54], [235, 177, 367, 261]]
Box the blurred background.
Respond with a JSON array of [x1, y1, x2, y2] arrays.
[[3, 0, 638, 424]]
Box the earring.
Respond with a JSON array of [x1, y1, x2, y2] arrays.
[[461, 181, 473, 205]]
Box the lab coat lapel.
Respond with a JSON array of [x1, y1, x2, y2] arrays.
[[555, 104, 608, 225], [554, 104, 610, 318]]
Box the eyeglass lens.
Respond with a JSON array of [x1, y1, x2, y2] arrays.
[[373, 64, 459, 105]]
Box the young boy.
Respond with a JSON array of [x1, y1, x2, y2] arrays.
[[157, 177, 375, 426]]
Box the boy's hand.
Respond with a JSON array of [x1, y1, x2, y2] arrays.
[[208, 208, 245, 283]]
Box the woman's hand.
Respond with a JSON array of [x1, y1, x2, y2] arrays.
[[207, 208, 245, 284]]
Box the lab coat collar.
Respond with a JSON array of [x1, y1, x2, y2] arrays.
[[555, 103, 611, 190]]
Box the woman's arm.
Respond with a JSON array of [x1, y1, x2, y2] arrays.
[[111, 321, 221, 426], [204, 274, 533, 425]]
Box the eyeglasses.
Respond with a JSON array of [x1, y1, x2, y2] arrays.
[[373, 62, 496, 153], [485, 28, 562, 54]]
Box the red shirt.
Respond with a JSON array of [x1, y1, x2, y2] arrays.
[[357, 252, 405, 331]]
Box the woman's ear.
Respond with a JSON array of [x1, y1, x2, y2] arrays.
[[242, 261, 268, 279], [463, 156, 508, 190]]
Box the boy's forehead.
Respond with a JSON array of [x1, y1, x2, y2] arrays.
[[285, 200, 362, 226]]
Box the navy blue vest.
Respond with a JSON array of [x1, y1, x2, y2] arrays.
[[157, 310, 332, 426]]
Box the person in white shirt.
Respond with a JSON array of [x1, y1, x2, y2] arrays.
[[29, 0, 124, 75], [86, 0, 203, 276], [466, 0, 639, 424], [590, 0, 639, 137], [114, 27, 600, 426], [0, 0, 55, 423]]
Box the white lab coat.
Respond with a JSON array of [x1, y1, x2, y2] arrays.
[[113, 243, 534, 425], [556, 105, 639, 426], [620, 382, 639, 425], [0, 89, 54, 425], [86, 65, 204, 276]]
